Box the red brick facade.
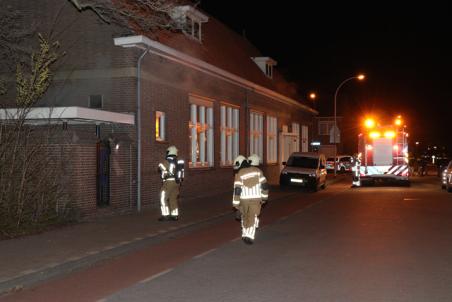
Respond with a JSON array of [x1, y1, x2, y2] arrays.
[[4, 0, 317, 217]]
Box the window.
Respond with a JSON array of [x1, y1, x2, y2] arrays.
[[186, 17, 203, 41], [220, 105, 239, 166], [170, 6, 208, 42], [189, 97, 214, 167], [266, 116, 277, 163], [265, 63, 273, 78], [89, 95, 103, 109], [319, 121, 333, 135], [301, 124, 308, 152], [155, 111, 165, 141], [249, 112, 263, 162]]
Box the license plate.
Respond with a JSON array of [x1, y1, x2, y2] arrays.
[[290, 178, 304, 183]]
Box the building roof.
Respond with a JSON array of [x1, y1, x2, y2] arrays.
[[152, 12, 312, 111]]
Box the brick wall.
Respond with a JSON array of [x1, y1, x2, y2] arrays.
[[3, 0, 316, 217]]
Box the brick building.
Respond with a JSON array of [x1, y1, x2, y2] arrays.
[[2, 1, 317, 217]]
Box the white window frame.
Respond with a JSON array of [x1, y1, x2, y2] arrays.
[[301, 124, 309, 152], [292, 122, 300, 153], [189, 96, 214, 168], [220, 104, 239, 166], [319, 121, 333, 135], [265, 63, 273, 78], [266, 116, 277, 164], [155, 111, 165, 142], [249, 111, 263, 163]]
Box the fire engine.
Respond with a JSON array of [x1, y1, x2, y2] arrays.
[[352, 115, 410, 186]]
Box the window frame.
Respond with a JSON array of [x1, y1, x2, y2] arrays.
[[220, 103, 240, 166], [189, 95, 214, 168], [155, 111, 166, 142], [266, 115, 277, 164], [249, 111, 264, 163]]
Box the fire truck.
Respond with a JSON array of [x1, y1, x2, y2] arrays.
[[352, 115, 410, 186]]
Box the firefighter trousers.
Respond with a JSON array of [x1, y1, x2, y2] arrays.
[[160, 180, 180, 217], [240, 199, 262, 240]]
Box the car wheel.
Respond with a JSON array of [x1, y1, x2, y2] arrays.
[[312, 180, 319, 192], [448, 183, 452, 193]]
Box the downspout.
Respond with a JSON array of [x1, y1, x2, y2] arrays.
[[245, 88, 249, 156], [136, 46, 150, 212]]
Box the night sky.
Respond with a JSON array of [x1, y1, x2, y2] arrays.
[[199, 2, 451, 155]]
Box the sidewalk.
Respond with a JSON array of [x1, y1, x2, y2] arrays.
[[0, 175, 346, 294]]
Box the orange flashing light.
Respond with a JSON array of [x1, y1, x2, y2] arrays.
[[369, 131, 380, 139], [384, 131, 396, 138]]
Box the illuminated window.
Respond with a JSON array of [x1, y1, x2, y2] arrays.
[[189, 96, 214, 167], [220, 105, 239, 166], [266, 116, 277, 164], [249, 112, 263, 163], [155, 111, 165, 141]]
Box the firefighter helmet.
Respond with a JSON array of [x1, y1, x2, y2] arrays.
[[166, 145, 178, 157], [248, 154, 260, 166], [233, 155, 247, 170]]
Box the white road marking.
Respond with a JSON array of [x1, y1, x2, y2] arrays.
[[193, 248, 217, 259], [139, 268, 174, 284], [403, 198, 420, 201]]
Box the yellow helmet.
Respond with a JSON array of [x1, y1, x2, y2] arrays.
[[166, 145, 178, 157], [248, 154, 260, 166]]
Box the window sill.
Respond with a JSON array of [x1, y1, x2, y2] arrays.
[[189, 163, 214, 170]]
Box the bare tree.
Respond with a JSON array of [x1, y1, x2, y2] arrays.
[[0, 34, 72, 238], [67, 0, 196, 37]]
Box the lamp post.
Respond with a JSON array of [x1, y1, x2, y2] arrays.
[[309, 92, 317, 110], [333, 74, 365, 176]]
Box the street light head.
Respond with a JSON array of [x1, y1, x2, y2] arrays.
[[357, 74, 365, 80], [309, 92, 316, 100]]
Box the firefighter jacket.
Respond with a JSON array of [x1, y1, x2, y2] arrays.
[[233, 166, 269, 207], [158, 156, 185, 183]]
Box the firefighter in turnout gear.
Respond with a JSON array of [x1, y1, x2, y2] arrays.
[[158, 146, 185, 221], [233, 154, 269, 244], [232, 155, 250, 221]]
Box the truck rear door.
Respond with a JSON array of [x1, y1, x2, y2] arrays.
[[373, 138, 393, 166]]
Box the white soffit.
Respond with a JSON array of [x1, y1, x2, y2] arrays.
[[0, 107, 135, 125]]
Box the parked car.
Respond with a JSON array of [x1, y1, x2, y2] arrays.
[[326, 155, 353, 173], [280, 152, 327, 191], [441, 160, 452, 192]]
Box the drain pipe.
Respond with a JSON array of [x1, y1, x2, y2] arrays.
[[136, 46, 150, 212]]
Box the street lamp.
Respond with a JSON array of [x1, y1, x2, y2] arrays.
[[333, 74, 365, 176]]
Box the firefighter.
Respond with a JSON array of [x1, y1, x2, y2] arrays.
[[232, 154, 268, 244], [232, 155, 250, 222], [158, 145, 185, 221]]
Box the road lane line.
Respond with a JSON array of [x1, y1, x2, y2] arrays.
[[139, 268, 174, 284], [192, 248, 217, 259], [403, 198, 420, 200]]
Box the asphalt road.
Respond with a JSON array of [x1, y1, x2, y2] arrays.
[[3, 176, 452, 302]]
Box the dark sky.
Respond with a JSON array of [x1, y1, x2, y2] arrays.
[[199, 2, 451, 154]]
